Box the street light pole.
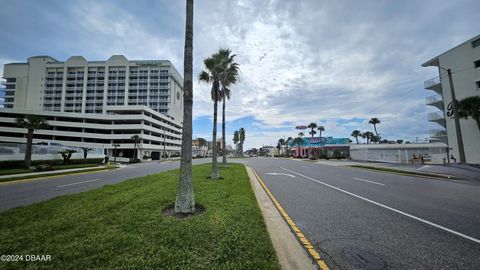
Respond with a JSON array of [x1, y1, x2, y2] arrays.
[[440, 67, 466, 164]]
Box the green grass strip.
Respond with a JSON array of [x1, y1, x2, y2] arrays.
[[0, 163, 279, 270]]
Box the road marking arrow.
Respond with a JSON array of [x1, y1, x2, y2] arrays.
[[264, 172, 296, 178]]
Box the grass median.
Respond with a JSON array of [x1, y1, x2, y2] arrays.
[[0, 163, 279, 269]]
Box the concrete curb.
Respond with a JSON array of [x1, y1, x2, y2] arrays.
[[246, 166, 327, 270]]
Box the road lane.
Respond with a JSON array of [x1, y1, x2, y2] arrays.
[[249, 157, 480, 269], [0, 158, 211, 212]]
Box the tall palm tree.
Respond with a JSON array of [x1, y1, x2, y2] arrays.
[[239, 128, 245, 157], [307, 122, 317, 138], [369, 117, 381, 138], [278, 138, 285, 155], [317, 125, 325, 138], [219, 50, 239, 166], [458, 96, 480, 131], [16, 115, 48, 167], [293, 137, 304, 157], [351, 130, 361, 144], [233, 130, 239, 156], [131, 135, 141, 161], [199, 51, 226, 179], [175, 0, 195, 214]]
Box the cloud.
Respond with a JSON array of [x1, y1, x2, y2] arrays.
[[0, 0, 478, 148]]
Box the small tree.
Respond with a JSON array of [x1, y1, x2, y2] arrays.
[[233, 131, 240, 156], [59, 149, 76, 164], [131, 135, 141, 161], [277, 138, 285, 155], [396, 139, 404, 144], [81, 147, 92, 159], [458, 96, 480, 131], [197, 138, 207, 157], [293, 137, 304, 157], [351, 130, 361, 144], [239, 128, 246, 157], [16, 115, 49, 167]]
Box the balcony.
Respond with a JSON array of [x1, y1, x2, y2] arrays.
[[424, 76, 442, 93], [426, 94, 444, 110], [428, 112, 446, 127]]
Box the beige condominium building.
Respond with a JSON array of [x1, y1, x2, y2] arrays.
[[0, 55, 184, 160], [422, 34, 480, 164]]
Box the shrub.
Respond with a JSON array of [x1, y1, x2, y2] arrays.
[[34, 164, 54, 171]]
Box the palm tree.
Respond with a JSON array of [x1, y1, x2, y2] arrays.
[[362, 131, 374, 144], [307, 122, 317, 138], [197, 137, 207, 157], [458, 96, 480, 131], [369, 117, 381, 138], [298, 132, 304, 138], [199, 49, 233, 179], [175, 0, 195, 214], [351, 130, 361, 144], [16, 115, 48, 167], [293, 137, 304, 157], [81, 147, 92, 159], [317, 126, 325, 138], [396, 139, 404, 144], [277, 138, 285, 155], [284, 137, 292, 156], [233, 130, 239, 156], [219, 50, 239, 166], [131, 135, 141, 161], [239, 128, 246, 157]]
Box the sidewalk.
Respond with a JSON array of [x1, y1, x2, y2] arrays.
[[313, 159, 480, 181], [0, 165, 116, 180]]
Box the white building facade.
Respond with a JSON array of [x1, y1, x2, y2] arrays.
[[422, 35, 480, 164], [0, 55, 184, 160]]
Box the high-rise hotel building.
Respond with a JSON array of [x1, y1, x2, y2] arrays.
[[0, 55, 184, 160], [422, 34, 480, 164]]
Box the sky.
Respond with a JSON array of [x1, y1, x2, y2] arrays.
[[0, 0, 478, 149]]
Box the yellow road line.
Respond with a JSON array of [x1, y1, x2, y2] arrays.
[[251, 168, 330, 270]]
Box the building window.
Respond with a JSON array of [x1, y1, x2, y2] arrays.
[[473, 38, 480, 48], [476, 81, 480, 90], [475, 60, 480, 68]]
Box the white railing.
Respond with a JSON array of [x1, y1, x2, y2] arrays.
[[426, 94, 442, 105], [428, 112, 444, 121], [424, 76, 441, 89]]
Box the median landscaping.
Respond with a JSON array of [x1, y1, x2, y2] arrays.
[[0, 163, 279, 269]]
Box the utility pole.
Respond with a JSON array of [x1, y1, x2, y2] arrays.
[[444, 68, 466, 164], [112, 143, 120, 164]]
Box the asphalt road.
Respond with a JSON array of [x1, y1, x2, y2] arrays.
[[0, 158, 211, 212], [246, 157, 480, 270]]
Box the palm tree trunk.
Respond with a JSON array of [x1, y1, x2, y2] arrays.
[[25, 129, 34, 168], [355, 136, 359, 144], [175, 0, 195, 214], [222, 95, 227, 165], [211, 98, 219, 179], [374, 125, 378, 138]]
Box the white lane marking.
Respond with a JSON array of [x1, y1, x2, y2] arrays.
[[279, 167, 480, 245], [352, 177, 385, 186], [301, 165, 310, 168], [265, 172, 296, 178], [57, 179, 101, 188]]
